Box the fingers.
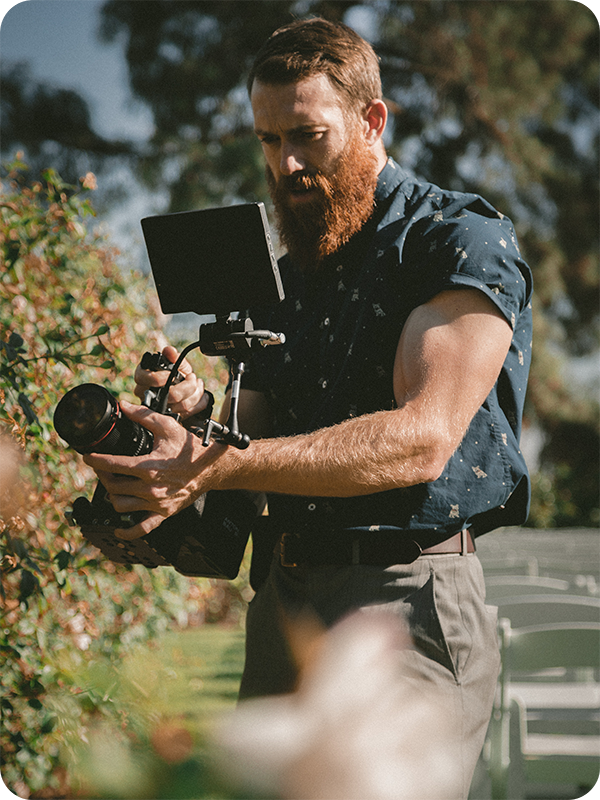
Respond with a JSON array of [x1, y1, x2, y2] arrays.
[[134, 346, 209, 419], [134, 346, 174, 399], [96, 467, 175, 531], [98, 472, 173, 529], [119, 399, 185, 437], [83, 403, 181, 477], [162, 345, 189, 373], [167, 373, 208, 418], [80, 399, 228, 540], [134, 345, 185, 390], [122, 398, 182, 435], [115, 513, 165, 540], [96, 469, 155, 504]]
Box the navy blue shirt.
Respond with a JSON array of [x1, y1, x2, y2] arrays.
[[245, 158, 533, 547]]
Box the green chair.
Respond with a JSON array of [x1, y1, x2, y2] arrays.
[[489, 619, 600, 800]]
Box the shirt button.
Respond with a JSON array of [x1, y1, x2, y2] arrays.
[[323, 317, 330, 326], [307, 503, 317, 511], [319, 378, 328, 389]]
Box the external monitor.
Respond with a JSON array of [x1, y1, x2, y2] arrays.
[[141, 202, 284, 316]]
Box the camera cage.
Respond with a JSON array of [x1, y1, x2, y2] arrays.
[[155, 314, 285, 451]]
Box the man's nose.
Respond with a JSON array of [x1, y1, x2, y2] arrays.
[[280, 144, 305, 175]]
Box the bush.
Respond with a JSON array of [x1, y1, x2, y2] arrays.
[[0, 156, 249, 797]]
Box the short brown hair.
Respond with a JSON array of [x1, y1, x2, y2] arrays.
[[247, 18, 382, 114]]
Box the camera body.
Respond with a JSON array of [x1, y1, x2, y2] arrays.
[[53, 350, 261, 579], [66, 480, 262, 580]]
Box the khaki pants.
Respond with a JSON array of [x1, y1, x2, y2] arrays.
[[240, 552, 500, 799]]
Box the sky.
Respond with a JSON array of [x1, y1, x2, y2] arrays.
[[0, 0, 377, 269], [0, 0, 377, 144], [1, 0, 154, 141]]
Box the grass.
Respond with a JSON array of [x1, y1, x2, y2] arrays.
[[149, 625, 246, 732]]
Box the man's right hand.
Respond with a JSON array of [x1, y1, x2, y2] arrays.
[[134, 345, 211, 421]]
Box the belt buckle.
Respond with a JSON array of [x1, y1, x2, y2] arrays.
[[280, 533, 300, 567]]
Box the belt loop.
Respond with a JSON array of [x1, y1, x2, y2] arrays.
[[461, 527, 469, 556]]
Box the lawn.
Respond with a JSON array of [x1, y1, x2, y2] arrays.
[[151, 625, 246, 730]]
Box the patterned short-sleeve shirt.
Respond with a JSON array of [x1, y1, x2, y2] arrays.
[[244, 158, 533, 547]]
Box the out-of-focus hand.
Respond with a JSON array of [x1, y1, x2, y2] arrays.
[[214, 612, 460, 800], [134, 345, 211, 421], [83, 400, 227, 539]]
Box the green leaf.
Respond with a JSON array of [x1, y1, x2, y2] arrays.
[[54, 551, 71, 571], [8, 332, 25, 349], [40, 716, 57, 734], [19, 570, 40, 602], [18, 393, 39, 425]]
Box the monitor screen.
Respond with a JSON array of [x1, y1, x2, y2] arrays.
[[141, 202, 284, 316]]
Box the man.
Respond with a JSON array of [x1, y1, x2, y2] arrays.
[[85, 18, 532, 796]]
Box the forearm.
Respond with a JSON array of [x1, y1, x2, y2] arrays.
[[204, 407, 455, 498]]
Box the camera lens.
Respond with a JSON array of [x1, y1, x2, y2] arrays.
[[54, 384, 153, 456]]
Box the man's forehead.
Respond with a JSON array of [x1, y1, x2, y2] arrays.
[[251, 74, 346, 119], [251, 76, 346, 138]]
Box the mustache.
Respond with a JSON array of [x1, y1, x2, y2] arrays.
[[275, 170, 335, 198]]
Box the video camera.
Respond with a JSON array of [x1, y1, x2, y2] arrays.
[[53, 203, 285, 580]]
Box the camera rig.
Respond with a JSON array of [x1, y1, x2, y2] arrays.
[[56, 313, 284, 579], [54, 202, 286, 580], [156, 314, 285, 450]]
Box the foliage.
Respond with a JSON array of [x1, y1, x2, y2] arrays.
[[98, 0, 599, 526], [0, 157, 248, 797], [40, 626, 246, 799]]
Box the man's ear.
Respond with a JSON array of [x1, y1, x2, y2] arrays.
[[363, 99, 387, 145]]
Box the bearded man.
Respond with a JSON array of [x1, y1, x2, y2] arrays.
[[85, 18, 532, 798]]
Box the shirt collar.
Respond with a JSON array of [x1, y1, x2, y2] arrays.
[[375, 157, 410, 203]]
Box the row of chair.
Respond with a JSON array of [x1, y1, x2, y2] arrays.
[[479, 529, 599, 590], [481, 575, 600, 799]]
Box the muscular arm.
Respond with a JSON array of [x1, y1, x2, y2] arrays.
[[209, 289, 512, 496], [85, 288, 512, 536]]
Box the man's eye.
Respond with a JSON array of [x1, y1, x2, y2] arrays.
[[301, 131, 324, 140]]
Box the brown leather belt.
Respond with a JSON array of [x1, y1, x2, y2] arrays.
[[279, 528, 474, 568], [422, 529, 475, 556]]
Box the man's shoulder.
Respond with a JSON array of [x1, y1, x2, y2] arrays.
[[381, 160, 493, 222], [376, 161, 522, 255], [373, 160, 532, 317]]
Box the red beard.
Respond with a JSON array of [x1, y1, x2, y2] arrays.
[[267, 133, 379, 273]]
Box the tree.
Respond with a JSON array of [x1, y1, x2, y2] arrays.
[[2, 0, 597, 525], [1, 63, 134, 185], [96, 0, 302, 209]]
